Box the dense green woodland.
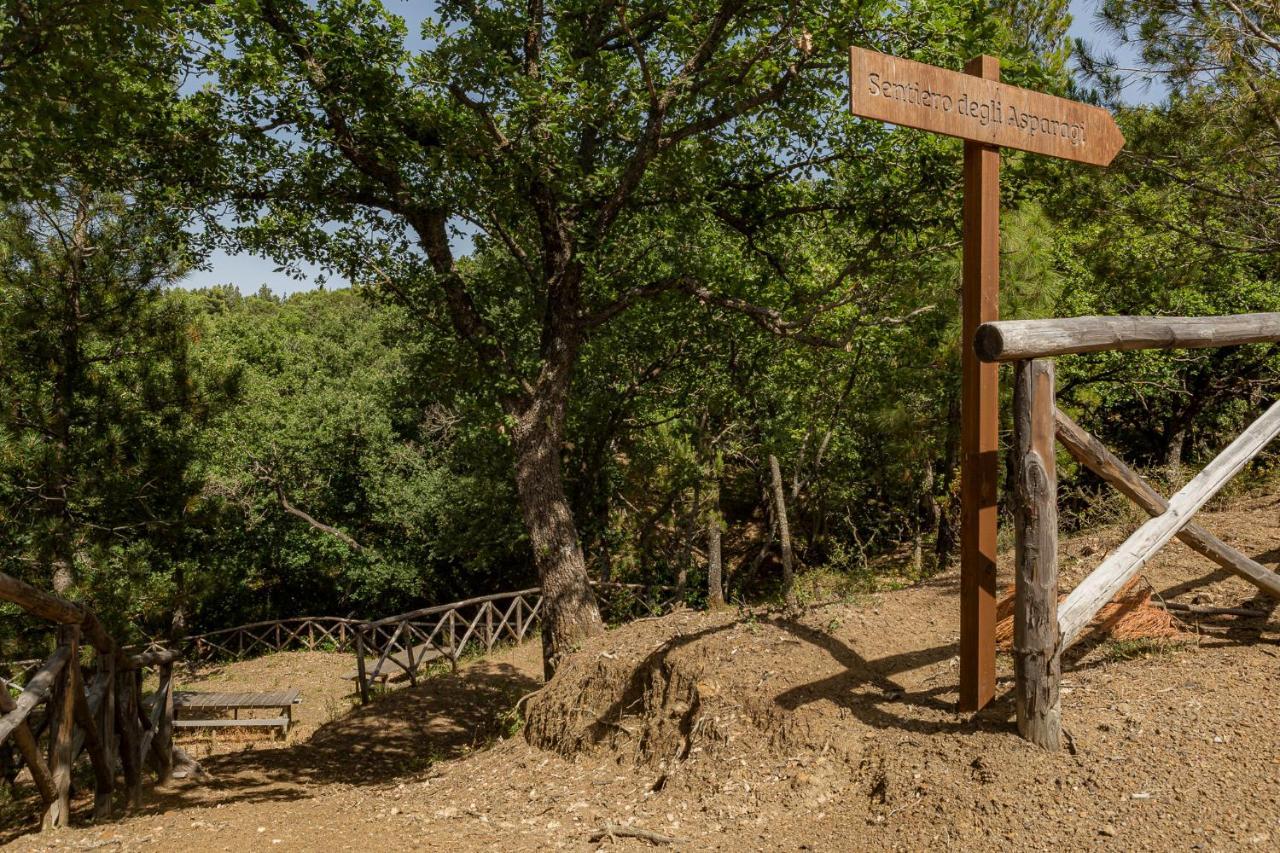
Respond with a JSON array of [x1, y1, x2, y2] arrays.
[[1, 0, 1278, 666]]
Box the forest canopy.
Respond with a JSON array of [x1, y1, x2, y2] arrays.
[[1, 0, 1278, 666]]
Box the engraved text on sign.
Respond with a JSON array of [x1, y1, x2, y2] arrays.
[[849, 47, 1124, 166]]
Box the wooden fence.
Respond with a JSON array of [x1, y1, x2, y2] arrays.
[[978, 313, 1280, 749], [0, 572, 180, 830], [352, 582, 676, 703]]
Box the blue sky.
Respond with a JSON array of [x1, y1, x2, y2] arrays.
[[180, 0, 1150, 296]]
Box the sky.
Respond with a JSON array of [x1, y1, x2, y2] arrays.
[[179, 0, 1153, 297]]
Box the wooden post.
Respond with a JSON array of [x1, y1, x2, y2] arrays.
[[42, 626, 78, 830], [403, 622, 418, 686], [69, 659, 114, 819], [959, 54, 1001, 713], [116, 668, 143, 809], [355, 625, 369, 705], [485, 602, 494, 652], [1012, 359, 1061, 750], [155, 662, 174, 782], [447, 611, 458, 673], [100, 655, 116, 798]]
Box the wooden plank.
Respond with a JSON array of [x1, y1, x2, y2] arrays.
[[174, 717, 289, 729], [174, 689, 301, 710], [959, 53, 1001, 714], [849, 47, 1124, 165], [1059, 400, 1280, 648], [1055, 410, 1280, 599], [1012, 359, 1061, 750], [42, 626, 78, 830], [975, 313, 1280, 362]]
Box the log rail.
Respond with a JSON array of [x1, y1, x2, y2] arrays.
[[978, 312, 1280, 749], [352, 582, 677, 703], [0, 571, 180, 829]]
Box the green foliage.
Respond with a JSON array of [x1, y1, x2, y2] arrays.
[[0, 187, 217, 649], [2, 0, 1279, 653]]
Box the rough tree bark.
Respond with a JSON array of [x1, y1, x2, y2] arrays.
[[509, 348, 604, 680]]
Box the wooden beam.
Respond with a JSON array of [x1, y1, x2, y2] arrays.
[[1059, 401, 1280, 648], [125, 648, 181, 669], [959, 53, 1001, 712], [0, 685, 57, 807], [976, 313, 1280, 362], [1055, 410, 1280, 599], [0, 644, 72, 743], [1012, 360, 1061, 750]]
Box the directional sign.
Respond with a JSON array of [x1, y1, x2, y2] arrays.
[[849, 47, 1124, 166], [845, 47, 1124, 715]]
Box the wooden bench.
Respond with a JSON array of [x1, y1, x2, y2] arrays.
[[172, 690, 300, 737]]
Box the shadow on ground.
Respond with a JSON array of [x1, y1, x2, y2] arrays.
[[151, 660, 536, 815]]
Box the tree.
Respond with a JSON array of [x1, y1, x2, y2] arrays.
[[1079, 1, 1280, 255], [0, 186, 215, 640], [167, 0, 1054, 673], [0, 1, 179, 200]]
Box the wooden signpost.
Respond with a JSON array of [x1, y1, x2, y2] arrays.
[[848, 46, 1124, 711]]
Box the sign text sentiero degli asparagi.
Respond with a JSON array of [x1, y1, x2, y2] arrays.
[[849, 47, 1123, 166]]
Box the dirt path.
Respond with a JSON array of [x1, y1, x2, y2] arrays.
[[5, 495, 1280, 850]]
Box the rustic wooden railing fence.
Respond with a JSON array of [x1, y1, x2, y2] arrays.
[[977, 313, 1280, 750], [184, 616, 362, 660], [0, 571, 180, 830], [352, 582, 677, 703]]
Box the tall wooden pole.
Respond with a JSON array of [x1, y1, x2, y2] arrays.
[[959, 54, 1001, 712]]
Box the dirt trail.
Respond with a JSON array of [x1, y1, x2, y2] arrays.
[[6, 495, 1280, 851]]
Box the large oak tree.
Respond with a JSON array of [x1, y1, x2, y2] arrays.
[[171, 0, 1036, 674]]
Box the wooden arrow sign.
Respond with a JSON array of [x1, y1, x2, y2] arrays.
[[849, 47, 1124, 166], [844, 47, 1123, 716]]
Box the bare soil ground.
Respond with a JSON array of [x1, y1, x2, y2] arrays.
[[6, 494, 1280, 851]]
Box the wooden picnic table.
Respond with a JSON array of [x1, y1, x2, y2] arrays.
[[172, 689, 300, 736]]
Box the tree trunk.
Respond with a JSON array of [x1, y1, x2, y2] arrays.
[[769, 455, 797, 609], [510, 391, 604, 681], [706, 476, 724, 608], [935, 391, 961, 566], [46, 208, 87, 596]]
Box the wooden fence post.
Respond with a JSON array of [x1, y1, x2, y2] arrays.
[[447, 610, 459, 672], [155, 662, 174, 782], [355, 625, 369, 705], [485, 602, 494, 652], [42, 625, 78, 830], [116, 667, 143, 810], [1012, 358, 1061, 750], [69, 658, 114, 819]]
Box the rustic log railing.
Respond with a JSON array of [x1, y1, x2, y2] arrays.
[[0, 571, 180, 829], [352, 582, 677, 704], [184, 616, 362, 660], [978, 312, 1280, 750]]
